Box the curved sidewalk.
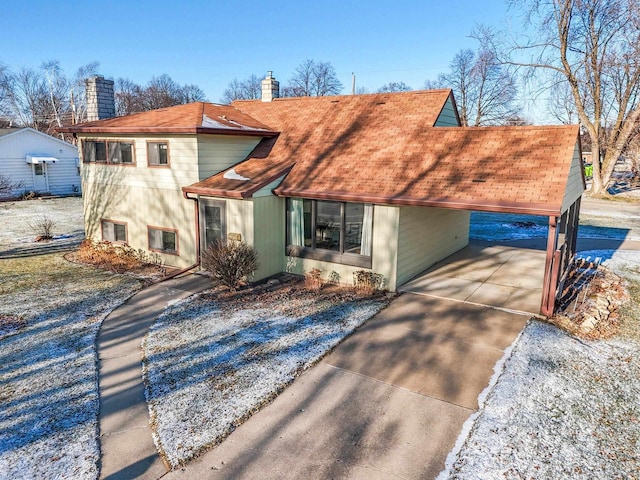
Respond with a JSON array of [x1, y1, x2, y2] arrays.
[[96, 274, 211, 480]]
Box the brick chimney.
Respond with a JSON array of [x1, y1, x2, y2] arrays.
[[261, 71, 279, 102], [85, 76, 115, 121]]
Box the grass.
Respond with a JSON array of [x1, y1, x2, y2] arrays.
[[0, 253, 141, 479]]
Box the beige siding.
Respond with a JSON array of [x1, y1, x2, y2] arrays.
[[82, 181, 197, 269], [78, 134, 200, 191], [434, 97, 460, 127], [396, 206, 470, 286], [561, 143, 586, 213], [225, 197, 255, 244], [252, 195, 285, 280], [197, 135, 262, 180], [285, 205, 401, 290]]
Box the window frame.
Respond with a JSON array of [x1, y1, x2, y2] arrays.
[[147, 225, 179, 255], [101, 219, 128, 244], [146, 140, 170, 168], [286, 199, 373, 268], [82, 139, 136, 166]]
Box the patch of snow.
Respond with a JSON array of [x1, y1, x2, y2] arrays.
[[0, 252, 141, 478], [223, 168, 250, 181], [439, 250, 640, 479], [143, 290, 389, 467]]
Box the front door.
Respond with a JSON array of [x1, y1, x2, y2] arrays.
[[200, 199, 226, 250], [32, 163, 49, 192]]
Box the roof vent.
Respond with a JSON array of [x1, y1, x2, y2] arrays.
[[472, 178, 487, 183]]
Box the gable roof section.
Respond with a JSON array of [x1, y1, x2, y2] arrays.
[[0, 127, 77, 150], [183, 90, 455, 198], [59, 102, 277, 137], [186, 92, 580, 216]]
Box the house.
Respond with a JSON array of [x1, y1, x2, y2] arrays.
[[61, 74, 584, 316], [0, 127, 81, 197]]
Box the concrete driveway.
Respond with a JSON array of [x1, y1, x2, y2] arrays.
[[401, 242, 546, 315], [166, 293, 529, 480]]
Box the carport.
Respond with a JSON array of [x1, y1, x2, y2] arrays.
[[401, 242, 547, 315], [399, 191, 583, 317]]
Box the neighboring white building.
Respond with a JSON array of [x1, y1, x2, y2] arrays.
[[0, 127, 81, 197]]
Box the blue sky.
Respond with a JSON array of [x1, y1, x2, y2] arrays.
[[2, 1, 537, 113]]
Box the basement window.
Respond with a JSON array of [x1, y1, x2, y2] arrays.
[[148, 226, 178, 255], [101, 219, 127, 243]]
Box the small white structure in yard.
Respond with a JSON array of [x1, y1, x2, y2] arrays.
[[0, 127, 81, 197]]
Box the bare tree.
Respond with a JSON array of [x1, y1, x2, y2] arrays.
[[115, 75, 207, 115], [0, 175, 24, 196], [285, 59, 343, 96], [114, 78, 145, 116], [143, 74, 183, 110], [503, 0, 640, 195], [428, 48, 520, 126], [221, 74, 261, 103], [0, 61, 99, 134], [180, 84, 207, 103], [377, 81, 412, 93]]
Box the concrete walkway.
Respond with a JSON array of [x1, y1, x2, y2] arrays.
[[164, 294, 529, 480], [96, 274, 211, 480]]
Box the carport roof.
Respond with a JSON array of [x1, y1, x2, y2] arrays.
[[186, 92, 581, 216]]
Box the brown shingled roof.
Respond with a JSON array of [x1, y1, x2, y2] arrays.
[[188, 91, 579, 215], [275, 125, 580, 215], [59, 102, 276, 136], [183, 90, 456, 199]]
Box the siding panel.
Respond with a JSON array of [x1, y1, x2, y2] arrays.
[[561, 144, 586, 213], [434, 97, 461, 127], [396, 206, 470, 286], [197, 135, 262, 180]]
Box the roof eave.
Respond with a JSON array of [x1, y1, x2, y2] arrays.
[[182, 165, 294, 199], [58, 126, 278, 137], [273, 188, 562, 216]]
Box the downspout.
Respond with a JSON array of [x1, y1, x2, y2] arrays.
[[541, 216, 558, 317], [156, 194, 201, 283]]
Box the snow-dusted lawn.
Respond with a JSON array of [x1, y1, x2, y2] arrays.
[[440, 250, 640, 479], [470, 211, 640, 241], [143, 285, 390, 468], [0, 254, 141, 479], [0, 197, 84, 255]]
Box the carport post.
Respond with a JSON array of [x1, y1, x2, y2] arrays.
[[541, 216, 558, 317]]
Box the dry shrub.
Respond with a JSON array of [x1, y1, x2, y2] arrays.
[[29, 214, 55, 240], [76, 240, 154, 273], [353, 270, 385, 294], [304, 268, 323, 290], [201, 239, 259, 291]]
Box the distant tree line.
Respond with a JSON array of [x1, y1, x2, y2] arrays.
[[0, 61, 207, 135]]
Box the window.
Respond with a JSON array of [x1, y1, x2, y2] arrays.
[[83, 140, 134, 164], [147, 142, 169, 166], [101, 219, 127, 243], [286, 199, 373, 267], [148, 226, 178, 254], [108, 142, 134, 164]]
